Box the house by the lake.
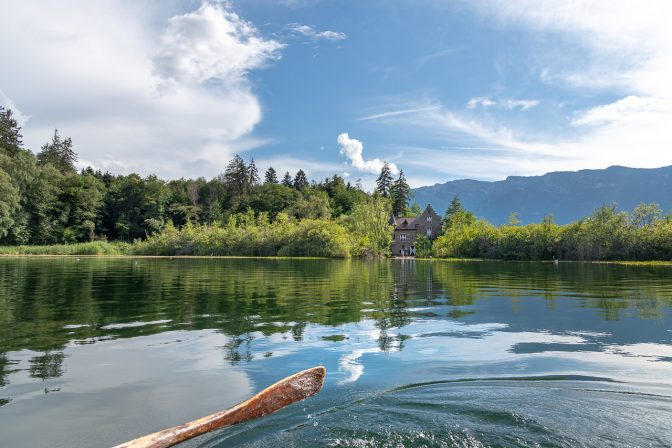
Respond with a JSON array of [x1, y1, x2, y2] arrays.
[[390, 204, 442, 256]]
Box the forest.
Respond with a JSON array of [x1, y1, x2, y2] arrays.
[[1, 105, 672, 260]]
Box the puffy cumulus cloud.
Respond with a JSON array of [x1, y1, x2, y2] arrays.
[[154, 3, 283, 86], [289, 24, 347, 41], [337, 133, 398, 175], [0, 1, 282, 178]]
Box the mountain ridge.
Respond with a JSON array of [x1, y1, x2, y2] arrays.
[[411, 165, 672, 225]]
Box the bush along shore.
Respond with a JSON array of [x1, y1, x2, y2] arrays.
[[2, 201, 672, 261]]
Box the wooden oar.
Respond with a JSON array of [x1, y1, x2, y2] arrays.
[[114, 366, 326, 448]]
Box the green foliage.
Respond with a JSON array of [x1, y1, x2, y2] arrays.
[[133, 214, 351, 258], [434, 202, 672, 261], [390, 169, 411, 217], [442, 194, 475, 230], [37, 129, 77, 173], [0, 241, 130, 255], [293, 169, 308, 190], [287, 189, 332, 220], [345, 196, 393, 256], [103, 174, 169, 240], [0, 106, 22, 156], [0, 167, 20, 237], [414, 235, 433, 257], [376, 162, 393, 197], [264, 166, 278, 184]]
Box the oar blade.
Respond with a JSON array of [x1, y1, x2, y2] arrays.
[[114, 366, 326, 448]]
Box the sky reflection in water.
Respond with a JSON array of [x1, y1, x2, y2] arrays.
[[0, 258, 671, 447]]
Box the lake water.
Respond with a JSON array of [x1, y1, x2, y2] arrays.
[[1, 258, 671, 447]]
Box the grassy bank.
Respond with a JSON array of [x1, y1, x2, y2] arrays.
[[0, 241, 131, 255]]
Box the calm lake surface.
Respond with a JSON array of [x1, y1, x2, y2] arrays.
[[1, 258, 671, 447]]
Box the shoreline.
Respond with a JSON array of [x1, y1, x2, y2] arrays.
[[1, 253, 671, 265]]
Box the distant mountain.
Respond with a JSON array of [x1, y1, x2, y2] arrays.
[[411, 165, 672, 225]]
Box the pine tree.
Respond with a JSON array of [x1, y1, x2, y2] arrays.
[[0, 106, 22, 156], [442, 194, 475, 230], [247, 158, 259, 186], [264, 167, 278, 184], [37, 129, 77, 173], [293, 169, 308, 190], [223, 154, 249, 198], [282, 171, 293, 187], [376, 162, 393, 197], [390, 169, 411, 217]]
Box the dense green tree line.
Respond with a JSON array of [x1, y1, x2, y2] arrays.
[[431, 195, 672, 261], [0, 106, 399, 256]]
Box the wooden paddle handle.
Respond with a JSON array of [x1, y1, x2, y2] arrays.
[[114, 366, 326, 448]]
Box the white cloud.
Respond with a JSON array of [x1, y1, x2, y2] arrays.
[[467, 96, 539, 110], [367, 2, 672, 185], [572, 95, 672, 127], [0, 90, 30, 126], [155, 3, 283, 86], [467, 97, 497, 109], [289, 24, 347, 41], [0, 1, 282, 178], [337, 133, 398, 175], [356, 105, 440, 121]]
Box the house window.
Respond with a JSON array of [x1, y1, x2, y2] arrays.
[[426, 216, 431, 223], [400, 233, 407, 241], [427, 228, 432, 237]]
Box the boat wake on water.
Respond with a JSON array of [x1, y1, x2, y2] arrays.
[[202, 375, 672, 448]]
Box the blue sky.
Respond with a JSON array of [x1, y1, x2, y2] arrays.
[[1, 1, 671, 188]]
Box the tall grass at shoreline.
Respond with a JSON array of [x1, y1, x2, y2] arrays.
[[0, 241, 131, 255]]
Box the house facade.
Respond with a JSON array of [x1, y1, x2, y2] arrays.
[[391, 204, 442, 256]]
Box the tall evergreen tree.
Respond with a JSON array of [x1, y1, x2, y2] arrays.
[[223, 154, 249, 199], [264, 166, 278, 184], [0, 107, 22, 156], [376, 162, 394, 197], [37, 129, 77, 173], [442, 194, 463, 228], [390, 169, 411, 217], [293, 169, 308, 190], [442, 194, 475, 230], [247, 158, 259, 186], [282, 171, 293, 187]]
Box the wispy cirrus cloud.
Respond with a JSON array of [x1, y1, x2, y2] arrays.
[[289, 24, 346, 41], [467, 97, 540, 110], [356, 105, 440, 121], [359, 2, 672, 186]]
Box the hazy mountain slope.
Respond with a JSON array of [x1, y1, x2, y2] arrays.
[[411, 165, 672, 225]]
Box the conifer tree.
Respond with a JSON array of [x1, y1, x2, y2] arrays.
[[264, 166, 278, 184], [282, 171, 293, 187], [223, 154, 249, 198], [293, 169, 308, 190], [390, 169, 411, 217], [376, 162, 393, 197], [37, 129, 77, 173], [0, 106, 22, 156], [247, 158, 259, 186]]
